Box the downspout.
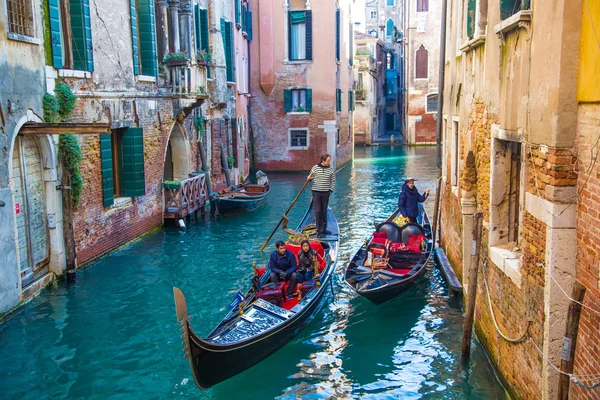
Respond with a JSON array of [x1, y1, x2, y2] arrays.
[[247, 29, 254, 173]]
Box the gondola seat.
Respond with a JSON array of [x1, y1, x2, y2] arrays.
[[257, 282, 285, 306], [285, 242, 326, 272]]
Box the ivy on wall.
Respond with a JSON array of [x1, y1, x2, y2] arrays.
[[43, 93, 60, 122], [58, 134, 83, 208]]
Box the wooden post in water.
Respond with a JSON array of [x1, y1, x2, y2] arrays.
[[61, 163, 77, 283], [558, 283, 586, 400], [461, 212, 482, 364], [431, 174, 442, 244]]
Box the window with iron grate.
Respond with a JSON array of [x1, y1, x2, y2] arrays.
[[426, 93, 438, 113], [289, 129, 309, 149], [7, 0, 34, 37]]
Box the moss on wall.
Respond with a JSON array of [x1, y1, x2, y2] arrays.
[[41, 0, 53, 66]]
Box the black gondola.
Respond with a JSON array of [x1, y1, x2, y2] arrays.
[[211, 182, 271, 215], [173, 203, 339, 389], [344, 204, 433, 304]]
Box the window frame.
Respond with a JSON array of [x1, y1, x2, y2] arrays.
[[291, 88, 307, 112], [287, 128, 310, 150], [416, 0, 428, 12], [289, 10, 310, 61], [6, 0, 36, 40], [370, 10, 377, 20], [415, 44, 428, 79], [426, 93, 438, 113]]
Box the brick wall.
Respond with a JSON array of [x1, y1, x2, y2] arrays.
[[572, 103, 600, 400]]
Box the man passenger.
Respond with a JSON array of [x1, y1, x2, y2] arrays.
[[268, 241, 298, 300]]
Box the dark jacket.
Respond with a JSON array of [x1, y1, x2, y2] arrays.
[[398, 183, 427, 219], [268, 250, 298, 275], [297, 249, 317, 273]]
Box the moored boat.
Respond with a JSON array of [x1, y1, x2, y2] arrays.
[[211, 181, 271, 215], [344, 204, 433, 304], [173, 203, 339, 389]]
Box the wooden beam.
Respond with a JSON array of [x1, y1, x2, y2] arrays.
[[19, 122, 111, 135]]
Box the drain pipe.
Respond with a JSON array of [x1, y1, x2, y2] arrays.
[[431, 0, 448, 245]]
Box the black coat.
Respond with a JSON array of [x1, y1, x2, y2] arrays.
[[398, 183, 427, 219]]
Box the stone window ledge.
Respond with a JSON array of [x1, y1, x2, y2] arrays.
[[107, 197, 133, 211], [136, 75, 157, 83], [285, 60, 312, 65], [489, 245, 522, 288], [286, 146, 309, 151], [459, 35, 486, 53], [59, 69, 92, 79], [7, 32, 41, 45], [494, 10, 532, 37], [287, 112, 310, 115]]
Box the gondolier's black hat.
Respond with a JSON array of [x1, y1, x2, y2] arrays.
[[404, 177, 417, 182]]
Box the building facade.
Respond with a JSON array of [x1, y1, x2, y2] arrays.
[[406, 0, 439, 144], [0, 0, 252, 316], [353, 31, 385, 145], [364, 0, 404, 140], [440, 0, 600, 398], [249, 0, 354, 171]]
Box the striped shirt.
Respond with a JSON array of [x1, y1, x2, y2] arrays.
[[310, 164, 336, 192]]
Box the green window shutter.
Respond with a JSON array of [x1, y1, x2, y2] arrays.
[[305, 11, 312, 60], [241, 4, 246, 33], [467, 0, 476, 38], [335, 10, 340, 62], [246, 11, 252, 41], [336, 89, 342, 112], [130, 0, 140, 75], [138, 0, 157, 76], [200, 9, 210, 78], [100, 134, 114, 207], [220, 18, 227, 79], [194, 4, 201, 52], [48, 0, 63, 68], [70, 0, 94, 72], [284, 89, 292, 112], [235, 0, 240, 26], [349, 23, 353, 66], [226, 21, 234, 82], [121, 127, 146, 197], [306, 88, 312, 112]]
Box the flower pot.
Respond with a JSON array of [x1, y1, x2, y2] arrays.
[[196, 59, 209, 66], [164, 59, 188, 67], [163, 181, 181, 190]]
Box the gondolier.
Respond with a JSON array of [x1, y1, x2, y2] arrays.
[[307, 154, 336, 238], [398, 178, 430, 223]]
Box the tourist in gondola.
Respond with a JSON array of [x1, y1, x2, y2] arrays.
[[398, 178, 430, 223], [307, 154, 336, 238], [268, 241, 299, 300], [297, 240, 318, 283]]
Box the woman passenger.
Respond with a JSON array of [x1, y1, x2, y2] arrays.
[[297, 240, 317, 283]]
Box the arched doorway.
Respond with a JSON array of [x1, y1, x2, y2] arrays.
[[10, 135, 50, 287], [163, 125, 190, 181]]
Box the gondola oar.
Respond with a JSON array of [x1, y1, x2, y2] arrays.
[[260, 179, 310, 251]]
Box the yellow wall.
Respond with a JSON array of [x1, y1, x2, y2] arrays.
[[578, 0, 600, 102]]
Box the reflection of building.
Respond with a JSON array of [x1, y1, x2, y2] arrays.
[[406, 0, 439, 144], [440, 0, 600, 398], [364, 0, 404, 138], [249, 0, 354, 171], [353, 31, 385, 144]]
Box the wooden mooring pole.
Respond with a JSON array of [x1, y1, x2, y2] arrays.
[[558, 282, 586, 400], [61, 164, 77, 283], [461, 212, 483, 364]]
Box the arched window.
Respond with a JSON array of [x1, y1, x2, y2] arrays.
[[415, 45, 428, 79], [386, 19, 394, 37], [368, 29, 378, 38], [426, 93, 438, 112]]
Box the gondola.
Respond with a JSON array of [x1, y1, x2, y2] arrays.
[[211, 182, 271, 215], [344, 204, 433, 305], [173, 203, 339, 389]]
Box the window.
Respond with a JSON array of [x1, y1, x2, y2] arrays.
[[7, 0, 34, 37], [283, 88, 312, 112], [348, 91, 355, 111], [130, 0, 158, 76], [466, 0, 476, 39], [195, 6, 211, 78], [336, 88, 342, 112], [358, 73, 364, 90], [335, 9, 340, 62], [500, 0, 530, 20], [426, 93, 438, 113], [490, 137, 523, 245], [337, 128, 340, 145], [387, 0, 394, 6], [386, 19, 394, 37], [370, 11, 377, 19], [289, 10, 312, 61], [415, 45, 428, 79], [46, 0, 95, 71], [386, 52, 395, 69], [451, 119, 459, 187], [221, 19, 235, 82], [417, 0, 428, 12], [368, 29, 378, 37], [100, 127, 146, 206], [288, 129, 309, 149]]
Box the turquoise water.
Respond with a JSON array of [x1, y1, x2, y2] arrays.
[[0, 146, 507, 399]]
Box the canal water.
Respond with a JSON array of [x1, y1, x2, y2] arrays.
[[0, 146, 507, 399]]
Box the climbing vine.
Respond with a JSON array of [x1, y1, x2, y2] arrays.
[[42, 93, 60, 123], [194, 113, 205, 135], [58, 134, 83, 208], [55, 82, 77, 120]]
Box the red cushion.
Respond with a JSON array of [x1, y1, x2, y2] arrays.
[[372, 231, 387, 239], [390, 242, 409, 252], [285, 244, 301, 265], [371, 237, 391, 247], [288, 242, 326, 272], [408, 234, 426, 252], [256, 267, 266, 277], [387, 268, 412, 275]]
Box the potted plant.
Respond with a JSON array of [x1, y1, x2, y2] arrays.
[[196, 49, 212, 66], [294, 105, 305, 112], [355, 89, 366, 101], [163, 51, 188, 66], [227, 155, 236, 169], [163, 180, 181, 190]]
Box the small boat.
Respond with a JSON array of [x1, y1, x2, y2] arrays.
[[344, 204, 433, 305], [173, 203, 339, 389], [211, 182, 271, 215]]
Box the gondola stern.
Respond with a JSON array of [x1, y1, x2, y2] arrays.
[[173, 287, 210, 390]]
